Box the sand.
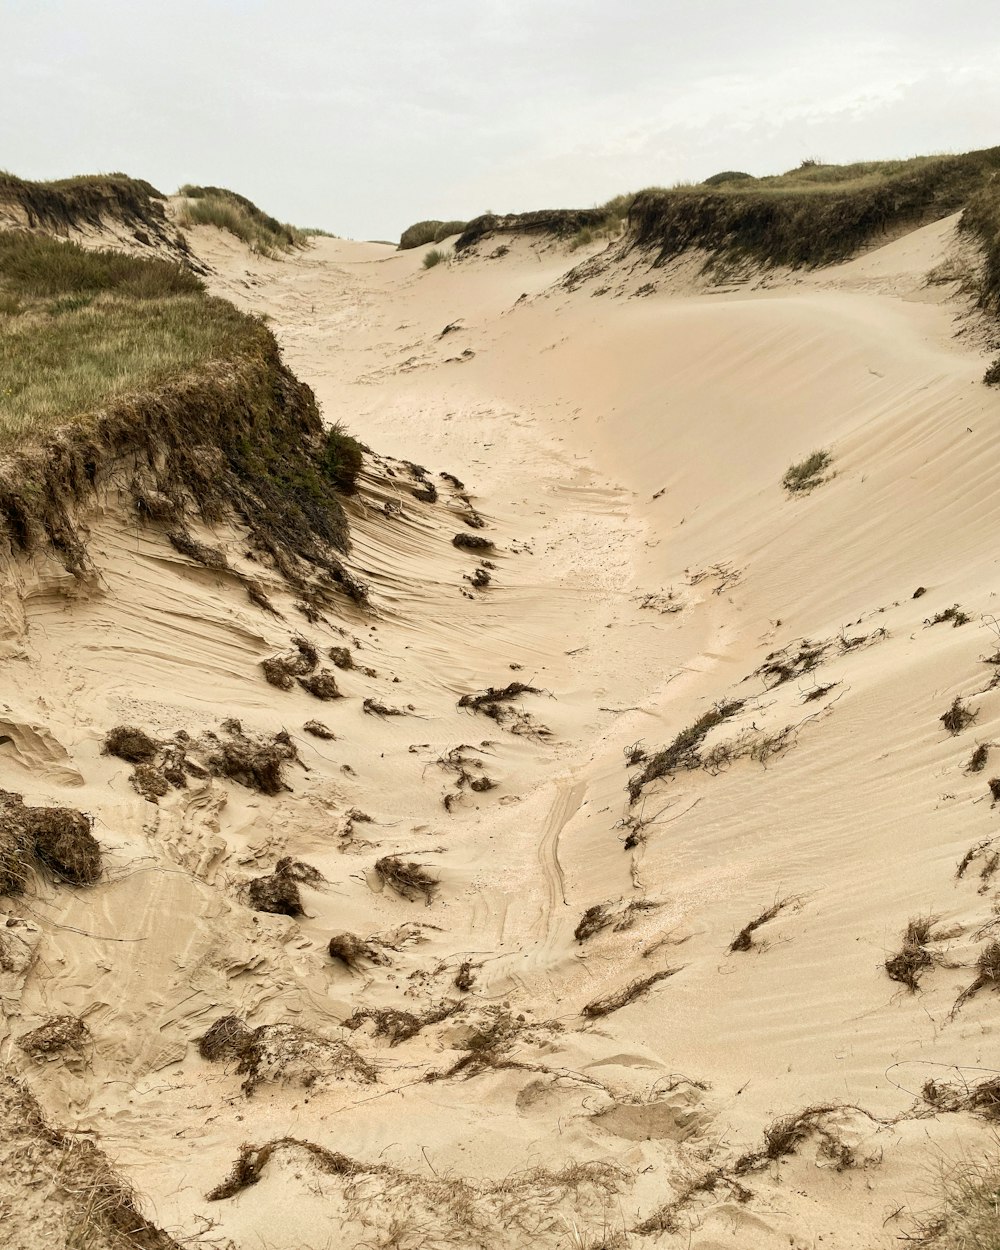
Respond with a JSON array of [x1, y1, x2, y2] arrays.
[[2, 210, 1000, 1248]]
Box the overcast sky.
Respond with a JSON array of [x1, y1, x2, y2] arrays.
[[2, 1, 999, 241]]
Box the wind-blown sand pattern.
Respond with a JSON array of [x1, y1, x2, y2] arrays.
[[4, 201, 1000, 1248]]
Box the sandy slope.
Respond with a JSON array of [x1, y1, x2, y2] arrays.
[[3, 213, 1000, 1249]]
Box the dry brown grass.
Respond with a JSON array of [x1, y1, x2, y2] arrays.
[[582, 967, 681, 1018], [885, 915, 938, 992], [729, 896, 796, 952], [941, 697, 977, 736], [375, 855, 438, 904]]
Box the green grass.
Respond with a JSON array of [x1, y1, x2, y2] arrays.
[[783, 450, 833, 494], [177, 185, 306, 255], [422, 248, 450, 269], [629, 147, 1000, 270], [0, 231, 248, 448]]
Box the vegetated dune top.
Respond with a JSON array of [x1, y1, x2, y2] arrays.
[[3, 152, 1000, 1250]]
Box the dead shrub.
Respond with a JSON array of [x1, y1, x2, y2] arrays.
[[735, 1104, 841, 1173], [18, 1014, 90, 1060], [26, 805, 101, 884], [328, 932, 391, 971], [362, 698, 406, 717], [130, 763, 169, 802], [941, 697, 977, 736], [453, 533, 494, 550], [575, 898, 658, 943], [245, 865, 305, 917], [459, 682, 541, 711], [207, 1138, 360, 1200], [754, 640, 827, 688], [0, 792, 31, 894], [298, 669, 341, 699], [954, 939, 1000, 1011], [969, 744, 991, 773], [303, 719, 335, 739], [455, 960, 476, 991], [207, 727, 297, 794], [958, 839, 993, 878], [374, 855, 438, 904], [343, 1001, 459, 1046], [629, 700, 743, 802], [261, 656, 297, 689], [885, 915, 938, 991], [103, 725, 160, 763], [166, 528, 228, 570], [199, 1014, 253, 1062], [926, 605, 971, 628], [200, 1019, 375, 1095], [730, 897, 795, 952], [328, 645, 353, 669], [582, 967, 681, 1018]]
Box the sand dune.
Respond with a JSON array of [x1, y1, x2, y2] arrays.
[[3, 202, 1000, 1248]]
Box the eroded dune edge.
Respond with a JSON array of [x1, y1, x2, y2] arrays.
[[3, 165, 1000, 1249]]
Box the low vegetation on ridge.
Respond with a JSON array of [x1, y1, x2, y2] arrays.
[[0, 194, 364, 595], [177, 184, 308, 255]]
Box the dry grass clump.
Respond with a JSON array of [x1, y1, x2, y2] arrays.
[[130, 763, 169, 802], [628, 699, 743, 802], [328, 645, 353, 669], [25, 804, 101, 885], [103, 725, 160, 763], [375, 855, 438, 904], [914, 1154, 1000, 1249], [261, 635, 321, 689], [199, 1016, 375, 1095], [455, 960, 476, 991], [328, 932, 391, 971], [574, 898, 658, 942], [885, 915, 938, 992], [734, 1103, 843, 1174], [453, 532, 494, 550], [754, 640, 827, 688], [953, 940, 1000, 1012], [459, 682, 541, 711], [207, 1137, 360, 1200], [343, 1000, 460, 1046], [362, 697, 407, 716], [165, 528, 228, 570], [0, 792, 32, 894], [926, 604, 972, 628], [303, 719, 335, 739], [582, 967, 681, 1018], [968, 743, 991, 773], [199, 1014, 253, 1063], [206, 727, 298, 795], [243, 857, 321, 917], [0, 791, 102, 890], [298, 669, 342, 699], [18, 1014, 90, 1060], [730, 897, 795, 952], [941, 697, 977, 736]]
